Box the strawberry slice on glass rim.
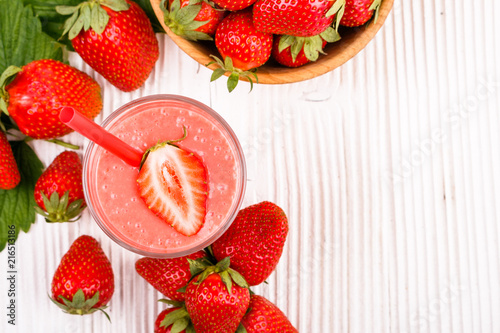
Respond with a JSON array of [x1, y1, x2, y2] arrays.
[[137, 127, 208, 236]]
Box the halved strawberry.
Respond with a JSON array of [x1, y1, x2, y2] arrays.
[[137, 129, 208, 236]]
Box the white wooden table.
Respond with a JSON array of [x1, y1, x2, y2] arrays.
[[2, 0, 500, 331]]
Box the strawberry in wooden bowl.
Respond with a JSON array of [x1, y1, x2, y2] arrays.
[[150, 0, 394, 89]]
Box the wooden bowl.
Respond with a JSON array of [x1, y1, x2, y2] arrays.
[[150, 0, 394, 84]]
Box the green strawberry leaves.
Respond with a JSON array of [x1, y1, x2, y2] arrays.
[[161, 0, 212, 41], [208, 55, 258, 93], [369, 0, 382, 24], [278, 27, 340, 63], [326, 0, 346, 31], [0, 140, 43, 252], [50, 289, 111, 320], [0, 66, 23, 116], [34, 190, 85, 223], [57, 0, 130, 38], [158, 305, 196, 333], [0, 0, 64, 75]]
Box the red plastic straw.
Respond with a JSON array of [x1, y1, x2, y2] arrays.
[[60, 107, 143, 168]]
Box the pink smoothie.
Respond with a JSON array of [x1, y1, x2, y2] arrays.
[[84, 95, 246, 257]]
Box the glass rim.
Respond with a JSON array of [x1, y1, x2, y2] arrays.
[[82, 94, 247, 258]]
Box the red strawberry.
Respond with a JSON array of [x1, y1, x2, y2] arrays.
[[253, 0, 345, 37], [340, 0, 381, 27], [272, 28, 339, 67], [135, 250, 207, 301], [185, 259, 250, 333], [211, 0, 256, 11], [210, 9, 273, 92], [34, 151, 86, 223], [57, 0, 159, 92], [137, 129, 208, 236], [211, 201, 289, 286], [0, 60, 102, 140], [50, 235, 114, 318], [0, 132, 20, 190], [241, 295, 298, 332], [162, 0, 225, 40]]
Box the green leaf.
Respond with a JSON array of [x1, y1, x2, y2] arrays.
[[187, 257, 209, 277], [177, 5, 202, 25], [0, 66, 22, 97], [24, 0, 81, 20], [227, 73, 240, 92], [216, 256, 230, 271], [23, 0, 81, 47], [0, 0, 64, 74], [0, 140, 43, 252], [100, 0, 130, 12], [61, 10, 79, 37], [278, 35, 295, 53], [369, 0, 382, 24], [54, 5, 79, 15], [210, 68, 226, 82], [171, 317, 189, 333], [81, 4, 92, 31], [219, 270, 233, 294], [158, 299, 185, 307], [320, 27, 341, 43], [236, 323, 248, 333], [95, 5, 110, 34], [161, 308, 189, 328], [68, 10, 85, 39], [228, 268, 249, 289]]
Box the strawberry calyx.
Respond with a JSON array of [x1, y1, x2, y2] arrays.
[[207, 55, 258, 93], [326, 0, 346, 31], [0, 66, 22, 116], [185, 256, 249, 294], [50, 289, 110, 320], [160, 0, 212, 41], [34, 190, 85, 223], [158, 300, 196, 333], [369, 0, 382, 24], [56, 0, 130, 39], [278, 27, 341, 63]]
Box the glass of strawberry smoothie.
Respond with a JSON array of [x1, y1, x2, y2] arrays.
[[83, 95, 246, 257]]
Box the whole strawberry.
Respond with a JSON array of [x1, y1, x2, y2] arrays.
[[253, 0, 345, 37], [340, 0, 381, 27], [135, 250, 208, 301], [210, 9, 273, 92], [241, 295, 298, 332], [57, 0, 159, 92], [0, 131, 20, 190], [211, 201, 289, 286], [34, 151, 85, 223], [0, 60, 102, 140], [185, 258, 250, 333], [161, 0, 225, 41], [51, 235, 114, 318]]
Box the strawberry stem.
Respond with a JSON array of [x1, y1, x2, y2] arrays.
[[45, 138, 80, 150]]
